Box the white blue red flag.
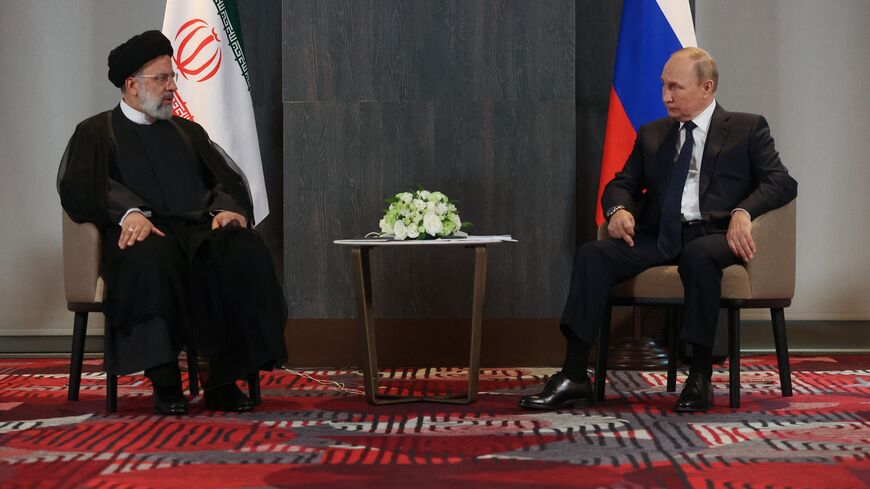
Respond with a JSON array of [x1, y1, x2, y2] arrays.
[[595, 0, 697, 224]]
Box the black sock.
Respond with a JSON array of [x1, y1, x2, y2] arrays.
[[145, 362, 181, 388], [689, 343, 713, 378], [560, 324, 591, 383]]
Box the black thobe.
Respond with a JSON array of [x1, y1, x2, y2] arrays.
[[58, 106, 287, 388]]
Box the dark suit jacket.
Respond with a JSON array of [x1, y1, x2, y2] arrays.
[[602, 104, 798, 234]]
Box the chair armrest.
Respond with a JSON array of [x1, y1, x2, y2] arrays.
[[597, 221, 608, 241], [62, 211, 102, 304], [745, 199, 796, 299]]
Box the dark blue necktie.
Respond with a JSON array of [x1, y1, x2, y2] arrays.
[[657, 121, 697, 259]]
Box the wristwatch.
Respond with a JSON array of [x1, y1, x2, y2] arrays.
[[605, 205, 626, 221]]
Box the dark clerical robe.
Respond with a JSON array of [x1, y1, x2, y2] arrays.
[[57, 105, 286, 387]]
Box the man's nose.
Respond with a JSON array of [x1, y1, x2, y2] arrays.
[[167, 78, 178, 91]]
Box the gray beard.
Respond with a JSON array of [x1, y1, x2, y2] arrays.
[[138, 90, 174, 120]]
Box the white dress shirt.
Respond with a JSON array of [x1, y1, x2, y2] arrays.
[[678, 99, 716, 221]]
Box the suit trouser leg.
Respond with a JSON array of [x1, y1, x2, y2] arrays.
[[560, 234, 669, 345], [678, 233, 742, 348]]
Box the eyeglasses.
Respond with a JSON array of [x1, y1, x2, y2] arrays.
[[135, 72, 178, 84]]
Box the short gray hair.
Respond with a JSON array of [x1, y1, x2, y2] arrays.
[[673, 47, 718, 92]]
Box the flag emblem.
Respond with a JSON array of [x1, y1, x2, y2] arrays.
[[173, 19, 223, 83]]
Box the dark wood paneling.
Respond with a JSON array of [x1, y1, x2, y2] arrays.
[[575, 0, 623, 243], [285, 319, 565, 367], [237, 1, 284, 279], [283, 1, 576, 319], [283, 0, 574, 103]]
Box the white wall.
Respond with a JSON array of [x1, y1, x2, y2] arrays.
[[0, 0, 164, 336], [697, 0, 870, 320]]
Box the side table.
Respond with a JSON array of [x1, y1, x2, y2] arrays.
[[334, 237, 511, 405]]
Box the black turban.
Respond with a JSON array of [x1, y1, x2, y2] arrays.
[[107, 30, 174, 87]]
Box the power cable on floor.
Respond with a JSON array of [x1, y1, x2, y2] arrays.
[[281, 367, 366, 396]]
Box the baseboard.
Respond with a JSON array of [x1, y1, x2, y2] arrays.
[[4, 319, 866, 366]]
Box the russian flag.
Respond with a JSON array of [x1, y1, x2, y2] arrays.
[[595, 0, 697, 225]]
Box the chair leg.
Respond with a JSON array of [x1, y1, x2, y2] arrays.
[[106, 374, 118, 412], [666, 306, 679, 393], [728, 308, 741, 408], [186, 350, 200, 397], [771, 308, 793, 397], [68, 312, 88, 401], [594, 306, 611, 402], [247, 371, 262, 406]]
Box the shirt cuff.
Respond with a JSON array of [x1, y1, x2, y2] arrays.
[[731, 208, 751, 219], [119, 208, 151, 226]]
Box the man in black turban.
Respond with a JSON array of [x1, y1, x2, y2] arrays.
[[57, 30, 287, 415]]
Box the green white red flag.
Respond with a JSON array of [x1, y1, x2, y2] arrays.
[[162, 0, 268, 224]]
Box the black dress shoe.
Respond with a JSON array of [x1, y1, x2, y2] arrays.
[[518, 371, 592, 410], [204, 383, 254, 412], [675, 372, 714, 412], [153, 384, 188, 415]]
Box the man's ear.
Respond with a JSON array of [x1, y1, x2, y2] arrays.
[[124, 77, 138, 96], [704, 79, 715, 96]]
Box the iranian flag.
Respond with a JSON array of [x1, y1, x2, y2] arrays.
[[162, 0, 268, 225]]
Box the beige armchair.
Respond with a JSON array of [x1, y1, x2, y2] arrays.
[[62, 212, 203, 412], [594, 200, 796, 408]]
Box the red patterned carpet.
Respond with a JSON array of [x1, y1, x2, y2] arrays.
[[0, 355, 868, 488]]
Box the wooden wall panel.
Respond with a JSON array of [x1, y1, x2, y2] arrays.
[[283, 0, 576, 319], [238, 1, 285, 278]]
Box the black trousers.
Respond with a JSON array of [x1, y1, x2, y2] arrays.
[[101, 221, 287, 387], [560, 224, 741, 348]]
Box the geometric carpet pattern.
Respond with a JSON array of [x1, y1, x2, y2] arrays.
[[0, 355, 868, 488]]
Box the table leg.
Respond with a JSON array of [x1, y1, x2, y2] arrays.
[[423, 244, 487, 405], [352, 244, 488, 405], [352, 247, 421, 404]]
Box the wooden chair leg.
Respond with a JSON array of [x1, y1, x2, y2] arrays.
[[770, 307, 793, 397], [106, 374, 118, 412], [68, 312, 88, 401], [728, 308, 741, 408], [594, 306, 612, 402], [247, 371, 262, 406], [186, 349, 200, 397], [666, 306, 679, 392]]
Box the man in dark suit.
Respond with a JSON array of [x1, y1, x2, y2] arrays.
[[519, 47, 797, 412]]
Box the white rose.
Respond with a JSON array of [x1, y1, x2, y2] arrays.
[[399, 192, 413, 203], [418, 190, 431, 200], [393, 220, 408, 240], [414, 199, 426, 211], [428, 191, 444, 202], [435, 202, 448, 215], [423, 211, 443, 236], [407, 225, 420, 239], [379, 218, 393, 234], [426, 201, 436, 211]]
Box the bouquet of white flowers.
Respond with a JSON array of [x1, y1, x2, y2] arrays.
[[378, 188, 468, 240]]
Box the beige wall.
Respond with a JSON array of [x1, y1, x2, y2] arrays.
[[0, 1, 867, 340], [697, 0, 870, 320], [0, 0, 163, 336]]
